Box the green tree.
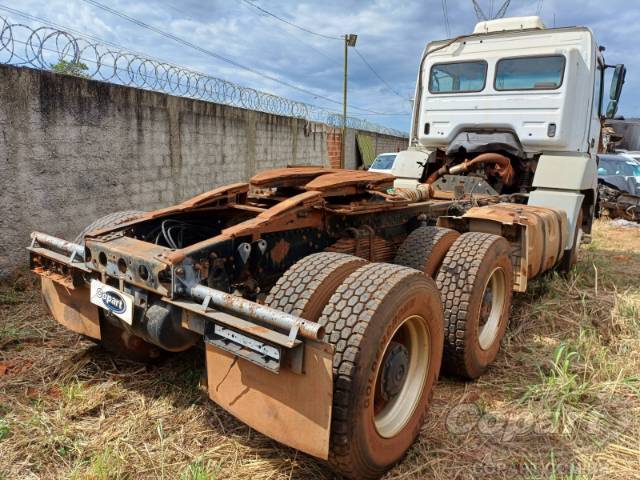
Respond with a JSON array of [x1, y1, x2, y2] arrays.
[[51, 59, 90, 78]]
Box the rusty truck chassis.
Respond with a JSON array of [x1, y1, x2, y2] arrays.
[[27, 166, 565, 461]]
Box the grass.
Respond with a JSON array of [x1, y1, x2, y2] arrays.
[[1, 219, 639, 479]]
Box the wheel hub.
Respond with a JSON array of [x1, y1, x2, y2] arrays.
[[478, 267, 507, 350], [480, 288, 493, 325], [380, 341, 409, 401]]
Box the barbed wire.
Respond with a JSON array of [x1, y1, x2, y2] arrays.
[[0, 16, 408, 137]]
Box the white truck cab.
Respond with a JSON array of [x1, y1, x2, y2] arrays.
[[393, 16, 626, 260]]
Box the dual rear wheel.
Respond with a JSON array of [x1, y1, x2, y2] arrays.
[[395, 226, 514, 379], [265, 253, 444, 479], [267, 227, 514, 478]]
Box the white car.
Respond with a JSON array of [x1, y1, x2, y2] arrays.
[[368, 153, 397, 174], [623, 151, 640, 162]]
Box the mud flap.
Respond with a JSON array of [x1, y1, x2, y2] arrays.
[[206, 340, 334, 459], [42, 278, 101, 340]]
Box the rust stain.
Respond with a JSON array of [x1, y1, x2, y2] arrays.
[[463, 203, 568, 279], [304, 170, 394, 195], [250, 166, 337, 188], [270, 238, 290, 264]]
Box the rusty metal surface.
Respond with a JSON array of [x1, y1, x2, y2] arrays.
[[171, 299, 301, 349], [464, 203, 567, 279], [428, 153, 514, 186], [41, 278, 100, 339], [430, 189, 496, 201], [86, 236, 173, 296], [206, 340, 334, 460], [439, 203, 569, 292], [304, 170, 394, 195], [29, 242, 92, 291], [392, 184, 432, 203], [438, 212, 529, 292], [31, 232, 85, 260], [599, 183, 640, 222], [169, 191, 326, 262], [325, 234, 397, 263], [269, 238, 290, 264], [87, 183, 250, 240], [250, 167, 338, 188], [189, 283, 323, 340]]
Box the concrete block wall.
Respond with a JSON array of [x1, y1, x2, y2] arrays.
[[372, 132, 408, 156], [0, 64, 406, 277]]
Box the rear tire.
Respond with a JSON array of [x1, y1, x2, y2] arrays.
[[394, 226, 460, 277], [265, 252, 367, 320], [74, 210, 145, 244], [435, 232, 513, 380], [318, 263, 444, 479]]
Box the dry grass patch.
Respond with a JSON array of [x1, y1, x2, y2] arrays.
[[1, 220, 639, 479]]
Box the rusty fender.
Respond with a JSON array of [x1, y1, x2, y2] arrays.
[[206, 339, 334, 460], [41, 278, 101, 340], [438, 203, 568, 292]]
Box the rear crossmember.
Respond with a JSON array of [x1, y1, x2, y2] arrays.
[[29, 231, 316, 373]]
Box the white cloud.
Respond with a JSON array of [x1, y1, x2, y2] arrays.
[[3, 0, 640, 129]]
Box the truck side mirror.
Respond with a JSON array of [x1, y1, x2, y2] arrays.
[[606, 64, 626, 119]]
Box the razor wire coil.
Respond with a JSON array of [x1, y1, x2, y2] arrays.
[[0, 16, 408, 137]]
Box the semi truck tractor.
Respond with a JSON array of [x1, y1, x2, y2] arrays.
[[26, 16, 625, 479]]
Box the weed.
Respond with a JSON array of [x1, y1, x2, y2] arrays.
[[0, 291, 19, 305], [180, 458, 221, 480], [0, 221, 638, 479], [88, 448, 124, 480], [61, 380, 85, 403], [0, 420, 9, 441], [522, 344, 592, 427]]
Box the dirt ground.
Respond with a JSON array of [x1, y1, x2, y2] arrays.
[[1, 220, 639, 480]]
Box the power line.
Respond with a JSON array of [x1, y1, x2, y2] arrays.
[[349, 112, 411, 116], [0, 4, 153, 58], [441, 0, 452, 37], [241, 0, 341, 41], [472, 0, 510, 20], [472, 0, 487, 20], [77, 0, 390, 114], [238, 0, 410, 110], [494, 0, 511, 18], [353, 48, 411, 104], [237, 0, 339, 63], [0, 9, 408, 134]]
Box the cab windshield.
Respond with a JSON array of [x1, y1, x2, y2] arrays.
[[429, 61, 487, 94], [495, 55, 565, 90]]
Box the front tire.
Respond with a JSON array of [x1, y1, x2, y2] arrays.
[[319, 263, 444, 479], [557, 209, 584, 274]]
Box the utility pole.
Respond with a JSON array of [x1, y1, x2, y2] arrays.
[[342, 33, 357, 168]]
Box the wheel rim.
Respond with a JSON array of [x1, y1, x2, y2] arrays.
[[478, 267, 507, 350], [373, 314, 430, 438]]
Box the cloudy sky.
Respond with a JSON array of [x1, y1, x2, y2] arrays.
[[2, 0, 638, 131]]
